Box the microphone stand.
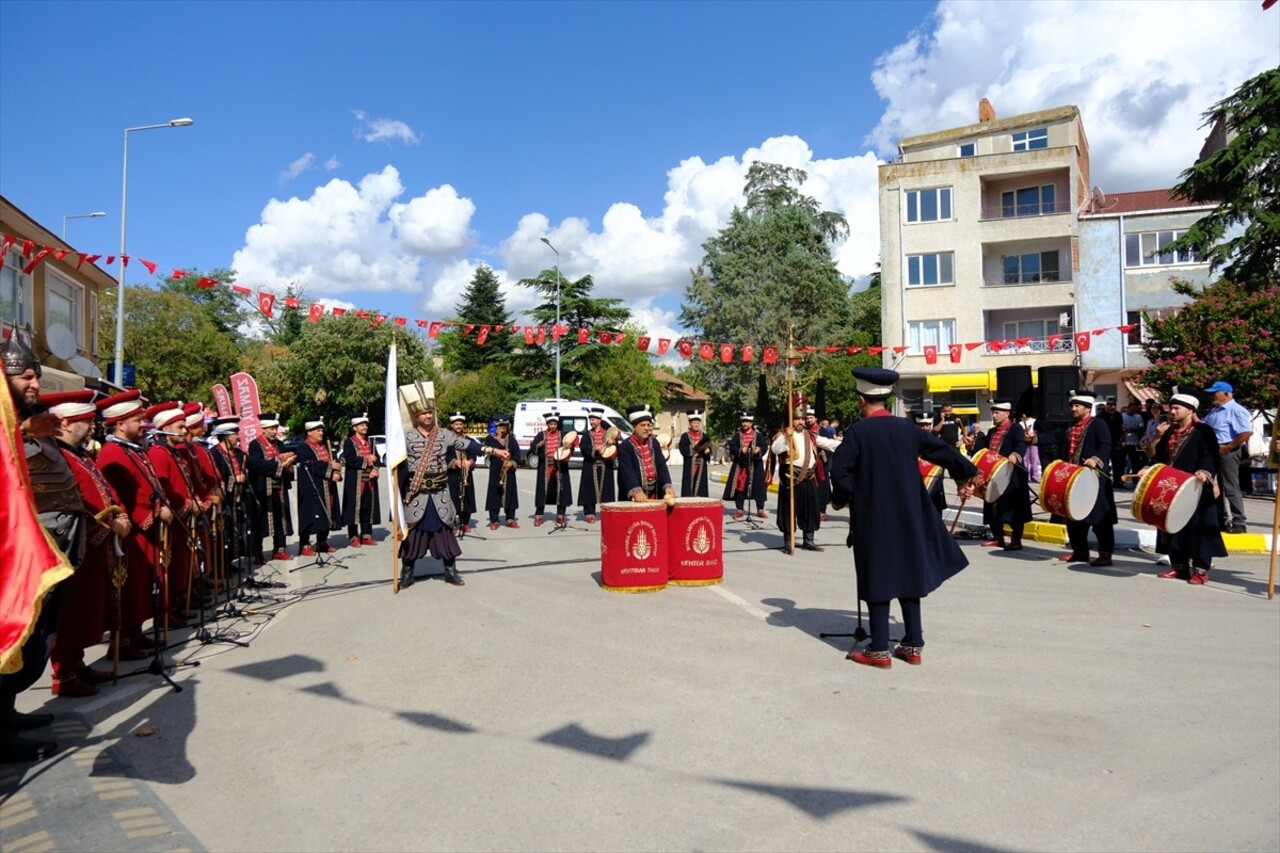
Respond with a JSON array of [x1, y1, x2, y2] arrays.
[[290, 461, 349, 572], [548, 455, 583, 534], [737, 439, 764, 530]]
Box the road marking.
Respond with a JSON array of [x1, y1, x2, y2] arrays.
[[710, 584, 771, 619], [4, 830, 53, 852]]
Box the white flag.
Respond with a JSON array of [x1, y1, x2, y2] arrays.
[[384, 343, 407, 535]]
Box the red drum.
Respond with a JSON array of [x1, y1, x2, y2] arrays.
[[600, 501, 668, 592], [1132, 463, 1203, 534], [970, 448, 1013, 502], [1038, 460, 1100, 522], [918, 459, 942, 491], [667, 498, 723, 586]]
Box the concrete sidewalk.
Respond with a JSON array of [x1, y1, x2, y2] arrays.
[[4, 469, 1277, 852]]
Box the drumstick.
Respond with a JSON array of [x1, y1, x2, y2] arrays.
[[949, 496, 968, 534]]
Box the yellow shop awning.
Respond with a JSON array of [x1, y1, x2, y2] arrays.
[[926, 372, 991, 393]]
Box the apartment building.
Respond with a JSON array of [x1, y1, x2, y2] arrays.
[[1, 195, 115, 391], [878, 103, 1087, 415]]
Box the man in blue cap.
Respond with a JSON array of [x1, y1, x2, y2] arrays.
[[829, 367, 979, 669], [1201, 380, 1253, 533]]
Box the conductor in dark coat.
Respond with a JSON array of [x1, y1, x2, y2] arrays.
[[1026, 390, 1118, 567], [829, 368, 979, 669], [972, 400, 1033, 550], [1146, 387, 1227, 584], [616, 405, 676, 501], [722, 412, 768, 518]]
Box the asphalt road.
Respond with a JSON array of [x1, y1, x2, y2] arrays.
[[4, 465, 1278, 852]]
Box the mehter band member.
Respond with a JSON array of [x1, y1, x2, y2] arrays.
[[529, 411, 573, 526], [771, 405, 841, 552], [616, 404, 675, 501], [723, 410, 768, 519], [678, 409, 712, 497], [342, 413, 381, 546], [973, 400, 1032, 551], [249, 414, 296, 562], [295, 418, 342, 556], [829, 367, 979, 669], [484, 415, 523, 529], [445, 412, 477, 534], [578, 406, 616, 522], [916, 412, 946, 516]]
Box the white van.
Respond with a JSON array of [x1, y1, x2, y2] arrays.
[[513, 399, 632, 467]]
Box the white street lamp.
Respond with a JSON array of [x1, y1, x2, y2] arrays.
[[114, 117, 194, 386], [540, 237, 563, 400], [62, 211, 106, 242]]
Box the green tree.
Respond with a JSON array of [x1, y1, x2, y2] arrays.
[[260, 314, 436, 434], [437, 264, 516, 373], [436, 363, 525, 425], [267, 283, 307, 348], [1140, 278, 1280, 409], [849, 267, 882, 344], [1167, 68, 1280, 289], [160, 269, 252, 343], [576, 326, 663, 413], [98, 287, 241, 403], [680, 161, 858, 436], [515, 270, 631, 397]]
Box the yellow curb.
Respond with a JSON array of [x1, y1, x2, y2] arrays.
[[711, 471, 779, 494], [1221, 532, 1269, 554]]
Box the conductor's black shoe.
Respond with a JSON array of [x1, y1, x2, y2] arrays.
[[398, 573, 415, 589], [1, 735, 59, 764], [799, 542, 824, 552], [444, 568, 466, 587], [15, 711, 55, 731]]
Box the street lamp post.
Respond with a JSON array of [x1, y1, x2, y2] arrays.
[[114, 117, 194, 386], [62, 211, 106, 242], [540, 237, 563, 400]]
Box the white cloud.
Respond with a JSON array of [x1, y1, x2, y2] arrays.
[[389, 185, 476, 257], [866, 0, 1279, 191], [325, 156, 340, 171], [279, 152, 314, 184], [352, 109, 421, 145]]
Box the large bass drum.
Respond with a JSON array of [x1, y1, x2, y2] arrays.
[[1038, 460, 1100, 522], [1132, 463, 1202, 534], [600, 501, 668, 592]]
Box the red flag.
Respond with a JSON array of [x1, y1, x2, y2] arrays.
[[598, 330, 612, 345], [332, 307, 347, 316], [104, 255, 115, 265], [578, 328, 589, 344], [257, 291, 275, 318], [172, 269, 188, 280], [613, 333, 626, 346], [892, 345, 908, 354], [232, 284, 251, 295], [699, 342, 714, 360], [21, 240, 34, 257], [742, 344, 754, 362], [637, 336, 651, 351], [678, 340, 693, 358], [763, 345, 778, 364], [868, 346, 884, 355], [428, 321, 443, 339], [1073, 331, 1091, 352], [846, 346, 863, 355], [510, 325, 521, 334], [415, 319, 429, 328], [212, 384, 233, 418], [1092, 328, 1107, 337], [477, 326, 490, 345], [79, 253, 101, 269], [139, 258, 158, 275], [657, 338, 671, 355], [394, 317, 407, 326], [355, 310, 370, 319], [720, 344, 734, 363], [197, 277, 218, 289], [494, 324, 503, 333], [53, 249, 71, 261], [823, 346, 841, 354], [120, 255, 130, 268], [989, 340, 1007, 352], [0, 235, 13, 268], [21, 248, 52, 274], [0, 378, 75, 675], [373, 314, 386, 327], [308, 303, 324, 322], [965, 342, 984, 351], [949, 343, 962, 363], [552, 325, 566, 342], [1118, 323, 1137, 334], [1015, 337, 1032, 348], [923, 345, 938, 364], [464, 324, 475, 335], [1047, 333, 1063, 351], [524, 328, 535, 345], [284, 297, 300, 310], [536, 327, 546, 345], [229, 371, 264, 453]]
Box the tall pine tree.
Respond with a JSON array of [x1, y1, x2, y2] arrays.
[[437, 264, 515, 373]]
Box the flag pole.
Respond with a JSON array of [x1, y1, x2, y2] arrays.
[[384, 340, 409, 594]]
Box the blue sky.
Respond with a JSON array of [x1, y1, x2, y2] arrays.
[[1, 1, 1276, 343]]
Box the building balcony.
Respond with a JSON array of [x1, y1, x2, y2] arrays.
[[982, 335, 1075, 356], [977, 200, 1066, 221], [985, 270, 1072, 287]]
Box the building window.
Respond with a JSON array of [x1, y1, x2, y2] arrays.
[[1124, 230, 1201, 267], [1126, 310, 1149, 347], [905, 187, 952, 223], [906, 252, 955, 287], [1000, 184, 1056, 217], [45, 269, 85, 349], [0, 247, 33, 329], [907, 319, 956, 355], [1002, 318, 1062, 340], [88, 289, 100, 356], [1001, 251, 1060, 284], [1011, 128, 1048, 151], [959, 143, 976, 158]]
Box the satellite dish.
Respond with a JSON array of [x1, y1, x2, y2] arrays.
[[45, 323, 77, 359], [1091, 186, 1106, 210], [68, 355, 101, 378]]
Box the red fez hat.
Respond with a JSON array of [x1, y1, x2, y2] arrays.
[[42, 390, 97, 423], [182, 401, 206, 427], [147, 402, 185, 430], [97, 389, 144, 424]]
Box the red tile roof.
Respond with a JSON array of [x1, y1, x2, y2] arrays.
[[1093, 189, 1211, 214]]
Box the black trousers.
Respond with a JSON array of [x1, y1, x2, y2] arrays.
[[1066, 520, 1115, 557], [868, 597, 922, 651]]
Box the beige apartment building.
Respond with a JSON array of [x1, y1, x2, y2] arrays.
[[879, 104, 1086, 416]]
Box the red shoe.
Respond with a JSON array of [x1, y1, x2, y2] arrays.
[[733, 511, 744, 520], [1059, 552, 1088, 563], [1188, 570, 1208, 585], [757, 510, 767, 519], [893, 645, 923, 666], [322, 545, 336, 554], [847, 649, 892, 669], [1157, 567, 1189, 580], [555, 515, 566, 526], [533, 517, 543, 527], [461, 524, 470, 534], [272, 550, 292, 561], [981, 540, 1002, 548], [488, 522, 500, 530], [362, 535, 375, 546], [586, 514, 596, 524], [507, 520, 519, 529], [349, 538, 363, 548], [820, 513, 826, 522], [300, 546, 317, 557]]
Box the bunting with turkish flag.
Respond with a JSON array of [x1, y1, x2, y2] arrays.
[[257, 291, 276, 318], [763, 345, 778, 364], [477, 326, 490, 345], [285, 297, 300, 310], [742, 344, 754, 362], [949, 343, 962, 363], [0, 378, 75, 674], [428, 321, 443, 339], [657, 339, 671, 355], [578, 328, 589, 344], [677, 340, 693, 359], [699, 342, 714, 360], [524, 328, 535, 345], [637, 336, 650, 351], [308, 303, 324, 322], [1073, 331, 1091, 352], [719, 343, 734, 363], [923, 345, 938, 365], [598, 331, 612, 345]]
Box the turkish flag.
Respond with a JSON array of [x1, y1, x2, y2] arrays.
[[536, 327, 546, 345], [578, 328, 589, 344], [965, 342, 984, 351], [846, 346, 863, 355], [598, 330, 612, 345], [678, 340, 693, 358], [464, 324, 475, 335], [1074, 331, 1091, 352], [742, 344, 754, 362], [257, 291, 275, 318], [552, 325, 566, 342], [1015, 337, 1032, 348], [197, 277, 218, 289], [428, 321, 443, 339], [77, 254, 101, 269], [657, 338, 671, 355], [415, 319, 429, 328], [285, 297, 300, 309], [394, 317, 406, 326], [949, 343, 962, 363], [1047, 333, 1063, 351], [172, 269, 187, 280], [524, 328, 535, 345], [892, 345, 908, 354], [613, 333, 626, 346], [477, 326, 490, 345], [637, 336, 651, 351], [868, 346, 884, 355], [510, 325, 521, 334], [823, 346, 841, 354], [354, 311, 370, 319], [22, 248, 52, 274], [1118, 324, 1137, 334], [763, 345, 778, 364], [989, 340, 1007, 352], [699, 342, 714, 360], [923, 345, 937, 365], [308, 303, 324, 322], [720, 344, 734, 363], [139, 258, 158, 275], [373, 314, 386, 327], [332, 307, 347, 316]]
